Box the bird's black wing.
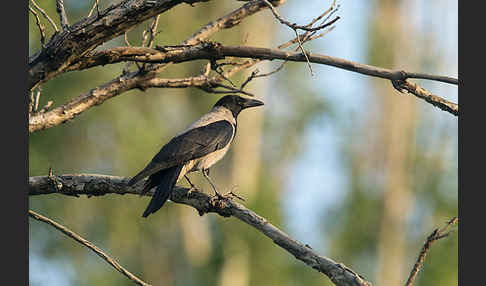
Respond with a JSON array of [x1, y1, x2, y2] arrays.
[[128, 120, 234, 186]]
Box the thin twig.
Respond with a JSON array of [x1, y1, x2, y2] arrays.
[[87, 0, 100, 18], [30, 0, 59, 33], [405, 217, 458, 286], [29, 91, 35, 113], [34, 87, 41, 112], [262, 0, 340, 32], [29, 209, 152, 286], [29, 174, 373, 286], [56, 0, 69, 31], [145, 15, 160, 48], [29, 6, 46, 47], [294, 30, 314, 76]]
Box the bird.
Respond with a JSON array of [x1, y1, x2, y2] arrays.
[[127, 95, 264, 218]]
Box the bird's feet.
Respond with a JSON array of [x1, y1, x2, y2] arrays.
[[225, 185, 246, 202], [184, 175, 200, 192], [211, 186, 246, 202]]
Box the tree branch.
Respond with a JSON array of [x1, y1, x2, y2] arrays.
[[29, 209, 152, 286], [404, 217, 458, 286], [64, 43, 458, 116], [55, 0, 69, 31], [28, 0, 210, 91], [29, 174, 372, 286], [28, 0, 285, 133]]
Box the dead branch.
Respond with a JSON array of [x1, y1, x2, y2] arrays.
[[29, 6, 47, 47], [28, 0, 211, 91], [88, 0, 100, 18], [30, 0, 59, 33], [61, 43, 458, 116], [56, 0, 69, 31], [262, 0, 339, 32], [70, 44, 457, 86], [404, 217, 458, 286], [29, 174, 373, 286], [29, 0, 285, 133], [29, 209, 152, 286]]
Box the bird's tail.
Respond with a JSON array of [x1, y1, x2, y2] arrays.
[[142, 165, 183, 218]]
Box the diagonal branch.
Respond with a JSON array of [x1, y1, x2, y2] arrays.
[[30, 0, 59, 33], [29, 174, 372, 286], [29, 209, 152, 286], [29, 6, 47, 47], [404, 217, 458, 286], [56, 0, 69, 31]]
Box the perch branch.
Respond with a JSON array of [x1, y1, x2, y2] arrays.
[[29, 174, 372, 286], [29, 209, 152, 286]]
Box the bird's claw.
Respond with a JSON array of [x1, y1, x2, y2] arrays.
[[224, 190, 246, 202]]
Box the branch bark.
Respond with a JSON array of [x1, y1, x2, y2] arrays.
[[28, 0, 210, 91], [28, 1, 285, 133], [68, 43, 459, 86], [29, 174, 373, 286], [404, 217, 458, 286]]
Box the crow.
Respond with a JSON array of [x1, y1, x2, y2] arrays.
[[128, 95, 264, 217]]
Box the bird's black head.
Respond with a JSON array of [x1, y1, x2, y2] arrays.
[[213, 95, 264, 118]]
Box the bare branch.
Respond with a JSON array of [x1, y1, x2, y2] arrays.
[[34, 87, 41, 113], [143, 15, 160, 48], [56, 0, 69, 31], [405, 217, 458, 286], [29, 1, 284, 133], [30, 0, 59, 33], [60, 43, 457, 116], [28, 0, 211, 91], [29, 174, 373, 286], [88, 0, 100, 18], [262, 0, 339, 32], [183, 0, 286, 46], [393, 79, 458, 116], [29, 6, 47, 47], [67, 44, 459, 87], [29, 209, 152, 286]]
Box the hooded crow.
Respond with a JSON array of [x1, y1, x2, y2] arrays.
[[128, 95, 264, 217]]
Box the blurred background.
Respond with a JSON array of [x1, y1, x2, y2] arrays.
[[29, 0, 458, 285]]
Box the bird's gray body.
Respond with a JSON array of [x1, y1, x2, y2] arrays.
[[128, 95, 263, 218], [177, 106, 236, 180]]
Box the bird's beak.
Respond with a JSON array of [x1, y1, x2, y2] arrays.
[[242, 98, 264, 108]]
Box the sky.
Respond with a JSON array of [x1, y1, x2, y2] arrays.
[[279, 0, 458, 252]]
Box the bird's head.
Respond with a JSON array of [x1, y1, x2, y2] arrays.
[[213, 95, 264, 118]]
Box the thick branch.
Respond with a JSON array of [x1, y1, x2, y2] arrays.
[[64, 43, 458, 116], [29, 174, 372, 286], [29, 1, 284, 133], [69, 44, 458, 86], [29, 209, 151, 286], [28, 0, 210, 91]]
